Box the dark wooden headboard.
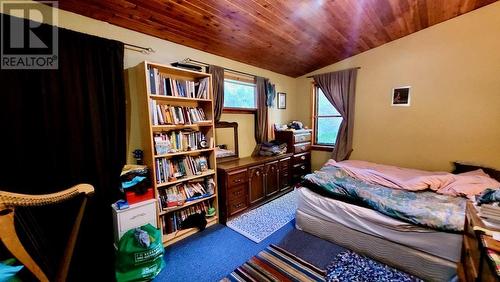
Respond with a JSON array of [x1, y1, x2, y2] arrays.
[[215, 121, 239, 163]]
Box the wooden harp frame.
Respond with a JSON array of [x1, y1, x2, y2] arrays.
[[0, 184, 94, 282]]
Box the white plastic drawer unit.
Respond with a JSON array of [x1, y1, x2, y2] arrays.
[[112, 199, 157, 245]]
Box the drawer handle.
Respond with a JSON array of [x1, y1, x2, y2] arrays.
[[300, 146, 305, 150], [300, 156, 306, 160], [234, 203, 243, 209], [130, 213, 146, 220], [301, 165, 305, 170], [233, 178, 242, 183], [234, 191, 242, 196]]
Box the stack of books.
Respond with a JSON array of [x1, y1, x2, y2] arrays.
[[149, 100, 208, 125], [148, 66, 209, 99], [155, 155, 209, 184], [158, 177, 215, 210], [479, 203, 500, 229], [153, 130, 207, 155]]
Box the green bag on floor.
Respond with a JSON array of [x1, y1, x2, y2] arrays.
[[116, 224, 165, 282]]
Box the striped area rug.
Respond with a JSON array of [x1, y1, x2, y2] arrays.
[[222, 244, 325, 282]]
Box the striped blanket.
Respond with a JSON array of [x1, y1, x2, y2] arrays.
[[223, 244, 325, 281]]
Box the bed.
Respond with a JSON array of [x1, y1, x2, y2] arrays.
[[295, 160, 500, 281]]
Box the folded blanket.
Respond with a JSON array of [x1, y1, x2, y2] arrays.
[[327, 160, 500, 197]]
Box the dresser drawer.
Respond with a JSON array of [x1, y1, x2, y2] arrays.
[[228, 184, 247, 201], [293, 163, 311, 177], [294, 133, 311, 143], [228, 195, 248, 216], [294, 142, 311, 154], [280, 157, 291, 171], [293, 152, 311, 165], [113, 199, 157, 244], [227, 169, 247, 187]]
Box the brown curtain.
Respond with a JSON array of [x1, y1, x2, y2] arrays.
[[255, 76, 268, 143], [208, 65, 224, 122], [313, 68, 358, 161], [0, 15, 125, 281]]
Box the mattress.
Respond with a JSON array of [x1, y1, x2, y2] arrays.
[[296, 187, 463, 262]]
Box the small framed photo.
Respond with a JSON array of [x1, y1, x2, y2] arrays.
[[391, 86, 411, 106], [277, 92, 286, 109]]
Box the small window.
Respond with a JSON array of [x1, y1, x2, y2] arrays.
[[223, 79, 256, 112], [313, 86, 343, 147]]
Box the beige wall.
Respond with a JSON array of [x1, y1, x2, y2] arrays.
[[6, 2, 500, 171], [2, 3, 299, 163], [297, 2, 500, 171]]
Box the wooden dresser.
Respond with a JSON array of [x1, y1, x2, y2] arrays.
[[460, 201, 500, 281], [217, 153, 294, 223], [274, 129, 312, 184]]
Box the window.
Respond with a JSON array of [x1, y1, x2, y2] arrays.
[[223, 78, 256, 113], [312, 86, 343, 148]]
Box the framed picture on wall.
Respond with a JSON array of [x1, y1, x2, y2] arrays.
[[277, 92, 286, 109], [391, 86, 411, 106]]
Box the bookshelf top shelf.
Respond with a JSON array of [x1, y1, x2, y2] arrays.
[[149, 95, 212, 103], [152, 123, 213, 131], [145, 61, 210, 79]]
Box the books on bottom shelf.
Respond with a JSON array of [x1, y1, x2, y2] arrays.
[[158, 177, 215, 210], [479, 203, 500, 229], [162, 201, 214, 235]]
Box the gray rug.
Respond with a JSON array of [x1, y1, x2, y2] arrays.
[[226, 190, 296, 242]]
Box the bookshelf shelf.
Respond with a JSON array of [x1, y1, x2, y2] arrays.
[[152, 123, 213, 130], [156, 169, 216, 188], [159, 194, 217, 215], [149, 94, 212, 103], [154, 148, 214, 158], [133, 61, 219, 247], [162, 217, 218, 245]]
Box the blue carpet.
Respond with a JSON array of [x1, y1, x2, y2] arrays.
[[154, 220, 295, 282]]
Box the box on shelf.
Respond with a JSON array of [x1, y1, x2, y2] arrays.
[[125, 187, 154, 204]]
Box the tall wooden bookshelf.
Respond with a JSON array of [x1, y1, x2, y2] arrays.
[[133, 61, 218, 246]]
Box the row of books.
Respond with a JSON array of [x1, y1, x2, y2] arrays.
[[148, 66, 210, 99], [155, 155, 209, 184], [162, 202, 211, 234], [150, 99, 209, 126], [154, 130, 207, 155], [479, 203, 500, 228], [158, 178, 215, 210]]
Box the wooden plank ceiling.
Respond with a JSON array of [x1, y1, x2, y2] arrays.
[[54, 0, 497, 77]]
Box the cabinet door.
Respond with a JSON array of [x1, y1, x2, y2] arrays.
[[248, 165, 265, 204], [265, 161, 280, 196]]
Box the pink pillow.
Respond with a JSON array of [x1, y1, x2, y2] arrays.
[[437, 169, 500, 197]]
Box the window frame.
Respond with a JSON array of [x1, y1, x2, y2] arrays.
[[222, 74, 257, 114], [311, 83, 342, 151]]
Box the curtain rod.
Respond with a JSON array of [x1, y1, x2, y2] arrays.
[[124, 43, 155, 54], [306, 67, 361, 78], [183, 58, 256, 78]]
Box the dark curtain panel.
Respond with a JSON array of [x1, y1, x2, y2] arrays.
[[208, 65, 224, 122], [313, 68, 358, 161], [266, 80, 276, 107], [0, 16, 125, 281], [255, 77, 268, 143]]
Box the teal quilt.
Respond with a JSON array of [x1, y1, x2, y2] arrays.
[[303, 165, 466, 232]]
